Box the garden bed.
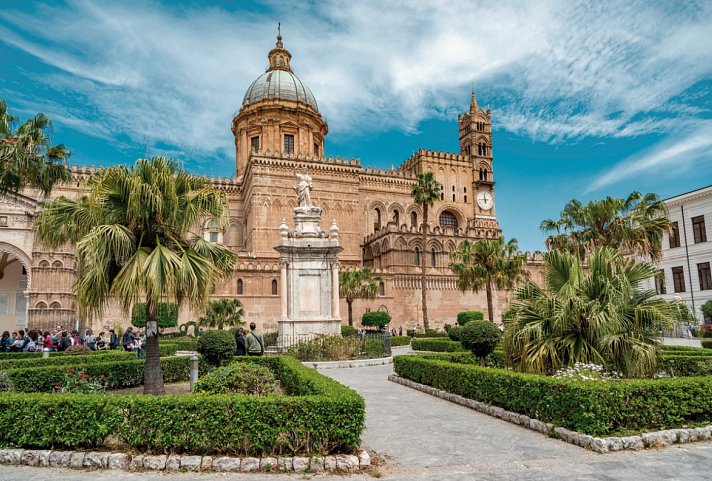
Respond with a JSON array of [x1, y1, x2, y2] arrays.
[[410, 338, 466, 352], [0, 356, 365, 457]]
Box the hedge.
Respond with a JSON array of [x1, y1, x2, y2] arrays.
[[390, 336, 411, 347], [394, 354, 712, 436], [702, 340, 712, 349], [457, 311, 484, 325], [660, 355, 712, 377], [159, 339, 198, 352], [411, 338, 466, 352], [0, 349, 127, 360], [413, 330, 449, 338], [0, 356, 364, 456], [2, 355, 200, 393], [0, 351, 134, 370]]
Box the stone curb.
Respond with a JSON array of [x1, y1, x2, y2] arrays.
[[302, 356, 392, 369], [388, 374, 712, 454], [0, 449, 371, 472]]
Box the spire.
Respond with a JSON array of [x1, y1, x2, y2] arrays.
[[267, 24, 292, 72], [470, 87, 478, 113]]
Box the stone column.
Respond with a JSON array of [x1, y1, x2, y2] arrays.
[[331, 262, 340, 318], [280, 261, 288, 320]]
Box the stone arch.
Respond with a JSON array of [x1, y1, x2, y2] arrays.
[[52, 260, 63, 268], [387, 203, 405, 226], [435, 206, 466, 230], [394, 237, 408, 250], [35, 301, 47, 309], [39, 260, 50, 268], [226, 221, 243, 248], [0, 241, 32, 286], [369, 200, 387, 232], [49, 301, 61, 309]]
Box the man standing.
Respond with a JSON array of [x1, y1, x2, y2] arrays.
[[245, 322, 264, 356]]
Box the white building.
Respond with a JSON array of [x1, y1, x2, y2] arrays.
[[657, 184, 712, 324]]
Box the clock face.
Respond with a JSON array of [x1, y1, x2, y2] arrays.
[[477, 191, 493, 210]]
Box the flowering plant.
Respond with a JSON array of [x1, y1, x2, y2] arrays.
[[53, 368, 106, 394], [553, 363, 622, 381]]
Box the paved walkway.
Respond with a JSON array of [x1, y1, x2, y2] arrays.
[[2, 362, 712, 480]]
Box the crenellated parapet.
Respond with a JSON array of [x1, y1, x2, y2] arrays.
[[398, 148, 471, 175]]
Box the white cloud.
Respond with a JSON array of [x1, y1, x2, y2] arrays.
[[0, 0, 711, 167]]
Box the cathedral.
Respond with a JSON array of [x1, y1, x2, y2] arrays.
[[0, 34, 543, 335]]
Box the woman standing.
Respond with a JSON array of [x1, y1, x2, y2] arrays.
[[235, 327, 247, 356]]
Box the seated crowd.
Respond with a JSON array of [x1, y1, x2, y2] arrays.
[[0, 326, 127, 353]]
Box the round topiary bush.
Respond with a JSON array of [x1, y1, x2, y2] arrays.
[[460, 320, 501, 366], [193, 362, 279, 395], [447, 326, 463, 342], [457, 311, 484, 326], [362, 311, 391, 329], [196, 330, 236, 366], [341, 325, 357, 337]]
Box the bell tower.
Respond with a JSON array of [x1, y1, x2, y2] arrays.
[[459, 90, 495, 218]]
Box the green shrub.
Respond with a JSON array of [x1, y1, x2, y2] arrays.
[[0, 356, 364, 455], [447, 327, 463, 342], [701, 300, 712, 320], [660, 355, 712, 376], [390, 336, 411, 347], [56, 369, 106, 394], [394, 354, 712, 437], [460, 321, 501, 365], [64, 345, 92, 355], [702, 340, 712, 349], [406, 329, 416, 337], [194, 363, 279, 395], [131, 302, 179, 329], [364, 339, 388, 358], [457, 311, 484, 325], [197, 330, 236, 367], [0, 351, 133, 370], [413, 330, 449, 338], [361, 311, 391, 328], [341, 325, 357, 337], [263, 332, 278, 347], [178, 320, 199, 337], [0, 350, 129, 361], [0, 372, 13, 392], [159, 339, 198, 352], [411, 338, 466, 352]]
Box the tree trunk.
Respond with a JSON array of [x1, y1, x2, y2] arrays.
[[143, 295, 165, 395], [347, 299, 353, 327], [485, 281, 494, 323], [421, 204, 429, 330], [479, 356, 485, 367]]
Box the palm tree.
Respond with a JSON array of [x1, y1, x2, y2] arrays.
[[504, 247, 689, 377], [0, 99, 71, 196], [36, 157, 236, 394], [339, 268, 382, 327], [449, 237, 528, 324], [200, 298, 245, 330], [540, 192, 671, 261], [411, 172, 442, 330]]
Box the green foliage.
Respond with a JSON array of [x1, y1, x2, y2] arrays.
[[131, 302, 179, 329], [286, 335, 386, 361], [64, 345, 92, 355], [460, 321, 501, 365], [56, 369, 106, 394], [659, 355, 712, 377], [159, 339, 198, 352], [197, 330, 236, 367], [457, 311, 484, 325], [339, 268, 381, 326], [361, 311, 391, 328], [0, 357, 364, 455], [702, 300, 712, 319], [178, 321, 199, 337], [0, 351, 133, 370], [341, 325, 357, 337], [411, 338, 467, 352], [447, 327, 463, 342], [0, 372, 13, 392], [702, 340, 712, 349], [0, 349, 131, 361], [505, 248, 687, 378], [262, 332, 278, 347], [394, 354, 712, 437], [413, 330, 449, 338], [199, 298, 244, 330], [390, 336, 411, 347], [194, 362, 279, 395]]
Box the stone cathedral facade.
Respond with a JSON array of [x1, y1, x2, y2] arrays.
[[0, 34, 544, 334]]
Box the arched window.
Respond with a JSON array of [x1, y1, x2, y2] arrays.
[[440, 192, 444, 201], [237, 279, 244, 295], [414, 248, 421, 266], [272, 279, 278, 296], [410, 211, 417, 227], [393, 210, 399, 226], [279, 56, 285, 66], [378, 281, 385, 296], [439, 211, 458, 230], [431, 248, 436, 267], [452, 194, 456, 202], [52, 260, 63, 268], [374, 208, 382, 231], [39, 260, 49, 268], [204, 218, 221, 243], [35, 301, 47, 310], [49, 301, 61, 309]]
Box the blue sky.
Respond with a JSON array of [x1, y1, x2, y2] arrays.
[[2, 0, 712, 252]]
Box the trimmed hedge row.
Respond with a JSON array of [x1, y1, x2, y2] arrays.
[[661, 345, 712, 356], [0, 356, 365, 456], [159, 339, 198, 351], [660, 355, 712, 377], [0, 349, 126, 360], [390, 336, 411, 347], [413, 331, 449, 338], [411, 338, 466, 352], [3, 355, 200, 392], [0, 351, 134, 370], [394, 354, 712, 436], [703, 340, 712, 349]]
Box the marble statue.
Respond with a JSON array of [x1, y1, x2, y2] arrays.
[[295, 172, 313, 208]]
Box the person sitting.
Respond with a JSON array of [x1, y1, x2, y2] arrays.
[[94, 331, 107, 350], [108, 329, 119, 350], [9, 331, 25, 352], [58, 331, 72, 352], [85, 329, 96, 350], [0, 331, 10, 353], [42, 331, 56, 351]]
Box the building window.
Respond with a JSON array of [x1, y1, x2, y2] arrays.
[[209, 231, 218, 243], [672, 266, 686, 293], [692, 215, 707, 243], [374, 208, 382, 232], [439, 211, 458, 230], [284, 134, 295, 153], [655, 270, 666, 295], [440, 192, 444, 201], [250, 136, 259, 152], [378, 281, 385, 296], [393, 211, 399, 226], [464, 195, 468, 203], [430, 248, 436, 267], [237, 279, 244, 295], [669, 221, 681, 248], [699, 262, 712, 291], [314, 143, 319, 156], [272, 279, 278, 295], [452, 194, 456, 202], [411, 212, 417, 227], [414, 248, 420, 266], [15, 293, 26, 315], [204, 218, 221, 244]]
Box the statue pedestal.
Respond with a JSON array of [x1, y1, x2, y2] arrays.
[[274, 209, 342, 347]]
